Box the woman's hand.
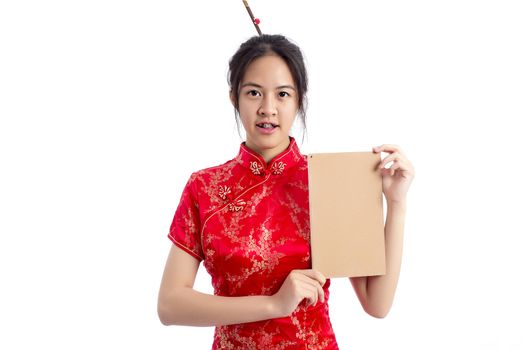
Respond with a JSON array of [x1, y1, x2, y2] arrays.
[[270, 269, 326, 318], [373, 144, 415, 204]]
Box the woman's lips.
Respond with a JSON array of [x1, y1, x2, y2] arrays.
[[256, 123, 278, 134]]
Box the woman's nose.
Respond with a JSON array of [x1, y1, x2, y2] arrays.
[[258, 95, 277, 116]]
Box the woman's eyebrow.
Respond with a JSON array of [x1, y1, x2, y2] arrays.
[[240, 82, 296, 91]]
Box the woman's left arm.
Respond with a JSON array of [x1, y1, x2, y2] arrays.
[[350, 144, 415, 318]]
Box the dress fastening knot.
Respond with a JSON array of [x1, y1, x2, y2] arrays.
[[218, 185, 231, 200], [270, 161, 286, 175], [250, 161, 264, 175], [228, 198, 246, 212]]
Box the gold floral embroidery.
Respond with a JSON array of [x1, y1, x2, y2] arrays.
[[244, 184, 271, 216], [227, 198, 246, 212], [214, 305, 333, 349], [249, 161, 263, 175], [291, 308, 332, 349], [218, 185, 231, 200], [279, 189, 310, 242], [270, 161, 286, 175], [214, 321, 298, 350], [207, 201, 286, 294], [198, 161, 237, 214], [223, 218, 290, 295]]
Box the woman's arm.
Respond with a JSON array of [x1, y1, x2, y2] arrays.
[[157, 244, 276, 327], [350, 201, 406, 318]]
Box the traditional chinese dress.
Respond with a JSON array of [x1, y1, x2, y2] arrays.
[[168, 136, 339, 349]]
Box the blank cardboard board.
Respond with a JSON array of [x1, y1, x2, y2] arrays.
[[308, 152, 386, 278]]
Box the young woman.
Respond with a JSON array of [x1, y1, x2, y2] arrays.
[[157, 34, 415, 349]]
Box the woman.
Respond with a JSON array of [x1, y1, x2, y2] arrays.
[[157, 34, 415, 349]]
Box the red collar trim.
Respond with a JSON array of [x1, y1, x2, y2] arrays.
[[235, 137, 303, 176]]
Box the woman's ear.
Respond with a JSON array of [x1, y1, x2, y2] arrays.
[[229, 89, 237, 107]]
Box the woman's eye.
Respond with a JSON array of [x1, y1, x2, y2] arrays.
[[246, 90, 290, 97]]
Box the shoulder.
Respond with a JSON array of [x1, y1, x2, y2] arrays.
[[195, 158, 237, 176], [181, 158, 238, 208], [186, 158, 238, 186]]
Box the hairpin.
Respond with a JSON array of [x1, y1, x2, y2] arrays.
[[242, 0, 262, 35]]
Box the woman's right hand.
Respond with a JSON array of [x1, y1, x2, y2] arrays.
[[270, 269, 327, 318]]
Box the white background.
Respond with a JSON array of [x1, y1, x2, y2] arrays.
[[1, 0, 523, 349]]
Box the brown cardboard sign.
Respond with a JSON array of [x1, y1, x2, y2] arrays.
[[308, 151, 386, 278]]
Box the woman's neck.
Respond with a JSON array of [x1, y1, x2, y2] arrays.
[[245, 137, 291, 165]]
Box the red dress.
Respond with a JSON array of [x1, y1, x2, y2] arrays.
[[168, 136, 339, 349]]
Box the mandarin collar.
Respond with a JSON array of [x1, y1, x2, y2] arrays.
[[235, 136, 303, 176]]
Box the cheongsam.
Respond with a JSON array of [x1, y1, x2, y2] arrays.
[[168, 136, 339, 349]]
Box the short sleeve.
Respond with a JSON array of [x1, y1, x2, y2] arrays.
[[167, 173, 204, 262]]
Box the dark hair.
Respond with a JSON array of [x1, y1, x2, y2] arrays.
[[227, 34, 308, 143]]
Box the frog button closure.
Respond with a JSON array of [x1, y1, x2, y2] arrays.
[[250, 161, 264, 176], [270, 161, 286, 175], [218, 185, 231, 200], [228, 198, 246, 212]]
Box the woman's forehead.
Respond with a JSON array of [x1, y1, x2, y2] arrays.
[[243, 55, 293, 79]]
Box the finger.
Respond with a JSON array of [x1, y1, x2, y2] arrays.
[[378, 152, 402, 170], [301, 284, 318, 307], [374, 144, 402, 154], [390, 159, 414, 177], [303, 278, 325, 304], [387, 160, 400, 176], [292, 272, 325, 294], [295, 269, 326, 286], [295, 275, 326, 304], [295, 274, 325, 304], [308, 271, 326, 302], [390, 159, 405, 171], [299, 283, 315, 307], [380, 163, 397, 176]]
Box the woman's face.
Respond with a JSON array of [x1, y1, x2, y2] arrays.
[[232, 54, 299, 161]]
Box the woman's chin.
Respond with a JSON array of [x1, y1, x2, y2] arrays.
[[247, 132, 289, 153]]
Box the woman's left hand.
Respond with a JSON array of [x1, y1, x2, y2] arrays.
[[373, 144, 415, 204]]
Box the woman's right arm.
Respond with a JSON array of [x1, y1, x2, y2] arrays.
[[157, 243, 327, 327], [157, 244, 278, 327]]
